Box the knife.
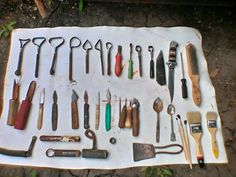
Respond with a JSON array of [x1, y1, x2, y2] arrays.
[[71, 90, 79, 129], [37, 88, 45, 130], [156, 50, 166, 85]]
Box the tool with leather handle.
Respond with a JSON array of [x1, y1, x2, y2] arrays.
[[71, 90, 79, 129], [14, 81, 36, 130], [52, 91, 58, 131], [37, 88, 45, 130], [125, 101, 132, 128], [84, 90, 89, 129], [115, 45, 122, 77], [118, 98, 127, 128], [105, 89, 111, 131], [132, 98, 140, 137]]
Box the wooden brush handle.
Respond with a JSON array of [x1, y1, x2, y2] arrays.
[[210, 129, 219, 158], [194, 134, 204, 167], [190, 75, 201, 106]]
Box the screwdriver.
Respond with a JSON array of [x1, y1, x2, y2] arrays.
[[180, 52, 188, 99], [115, 45, 122, 77], [128, 43, 133, 79]]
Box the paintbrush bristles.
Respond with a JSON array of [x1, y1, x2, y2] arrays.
[[206, 112, 217, 121], [186, 112, 201, 124]]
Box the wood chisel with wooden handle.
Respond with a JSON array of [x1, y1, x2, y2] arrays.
[[37, 88, 45, 130], [125, 101, 132, 128], [52, 91, 58, 131], [118, 98, 127, 128], [132, 98, 140, 137], [71, 90, 79, 129], [14, 81, 36, 130], [186, 43, 201, 106]]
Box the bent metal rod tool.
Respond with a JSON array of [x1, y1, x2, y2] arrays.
[[105, 88, 111, 131], [135, 45, 142, 77], [95, 91, 100, 130], [37, 88, 45, 130], [132, 98, 140, 137], [106, 42, 113, 75], [14, 81, 36, 130], [95, 39, 104, 75], [52, 91, 58, 131], [180, 52, 188, 99], [0, 136, 37, 157], [82, 40, 92, 74], [115, 45, 123, 77], [40, 135, 80, 142], [71, 89, 79, 129], [156, 50, 166, 85], [82, 129, 108, 159], [46, 149, 81, 157], [15, 38, 31, 76], [32, 37, 46, 78], [49, 37, 65, 75], [84, 90, 89, 129], [128, 43, 133, 79], [148, 46, 154, 79]]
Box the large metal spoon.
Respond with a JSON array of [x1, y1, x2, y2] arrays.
[[153, 97, 163, 143], [167, 104, 176, 141]]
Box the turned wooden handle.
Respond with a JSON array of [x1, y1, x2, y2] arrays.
[[7, 99, 19, 126], [191, 76, 201, 106], [14, 100, 31, 130], [194, 134, 204, 166], [132, 108, 139, 137], [37, 105, 44, 130], [52, 103, 58, 131], [118, 105, 126, 128], [71, 101, 79, 129], [95, 104, 100, 130], [125, 106, 132, 128], [211, 129, 219, 158]]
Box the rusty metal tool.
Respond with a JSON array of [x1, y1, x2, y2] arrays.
[[135, 45, 142, 77], [7, 80, 20, 126], [132, 98, 140, 137], [0, 136, 37, 157], [153, 97, 163, 143], [84, 90, 89, 129], [95, 39, 104, 75], [133, 142, 183, 162], [118, 98, 127, 128], [128, 43, 133, 79], [15, 38, 31, 76], [115, 45, 123, 77], [32, 37, 46, 78], [40, 135, 80, 142], [71, 89, 79, 129], [105, 88, 111, 131], [82, 129, 108, 159], [156, 50, 166, 85], [49, 37, 65, 75], [106, 42, 113, 75], [46, 149, 81, 157], [148, 46, 154, 79], [14, 81, 36, 130], [37, 88, 45, 130], [125, 100, 132, 128], [52, 91, 58, 131], [69, 37, 81, 82], [82, 40, 92, 74], [95, 91, 100, 130], [180, 52, 188, 99]]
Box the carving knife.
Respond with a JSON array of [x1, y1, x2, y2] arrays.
[[37, 88, 45, 130], [71, 90, 79, 129], [156, 50, 166, 85]]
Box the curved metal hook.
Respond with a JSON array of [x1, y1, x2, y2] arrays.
[[19, 38, 31, 48], [82, 40, 92, 50], [95, 39, 102, 51], [106, 42, 113, 50], [85, 129, 96, 149], [70, 37, 81, 48], [32, 37, 46, 47], [49, 37, 65, 49]]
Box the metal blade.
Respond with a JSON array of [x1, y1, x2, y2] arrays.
[[72, 89, 79, 102], [168, 68, 175, 102], [133, 143, 155, 162], [156, 50, 166, 85], [39, 88, 45, 104]]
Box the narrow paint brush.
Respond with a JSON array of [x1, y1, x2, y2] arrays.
[[184, 120, 192, 169]]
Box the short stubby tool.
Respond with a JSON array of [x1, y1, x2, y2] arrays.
[[180, 52, 188, 99], [49, 37, 65, 75], [15, 38, 31, 76], [105, 88, 111, 131], [132, 98, 140, 137], [0, 136, 37, 157], [84, 90, 89, 129], [125, 100, 132, 128], [128, 43, 133, 79], [32, 37, 46, 78], [40, 135, 80, 142], [46, 149, 81, 158], [95, 92, 100, 130], [82, 129, 108, 159], [106, 42, 113, 75], [71, 89, 79, 129], [95, 39, 104, 75], [118, 98, 127, 128], [135, 45, 142, 77], [14, 81, 36, 130], [115, 45, 123, 77], [148, 46, 154, 79], [153, 97, 163, 143], [7, 80, 20, 126], [69, 37, 81, 82], [82, 40, 92, 74], [52, 91, 58, 131], [167, 104, 176, 142], [156, 50, 166, 85], [167, 41, 178, 103], [37, 88, 45, 130]]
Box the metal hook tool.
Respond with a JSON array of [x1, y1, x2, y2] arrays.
[[95, 39, 104, 75], [148, 46, 154, 79], [82, 40, 92, 74], [69, 37, 81, 81], [32, 37, 46, 78], [15, 38, 31, 76], [106, 42, 113, 75], [135, 45, 142, 77], [49, 37, 65, 75]]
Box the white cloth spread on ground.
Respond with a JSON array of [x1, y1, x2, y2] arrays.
[[0, 27, 227, 169]]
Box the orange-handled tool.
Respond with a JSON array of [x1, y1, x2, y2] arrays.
[[115, 45, 122, 77]]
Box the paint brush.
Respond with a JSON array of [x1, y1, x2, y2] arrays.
[[184, 120, 192, 169]]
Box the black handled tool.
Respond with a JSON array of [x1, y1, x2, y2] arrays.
[[180, 52, 188, 99], [83, 40, 93, 74], [106, 42, 113, 75], [148, 46, 154, 79], [84, 90, 89, 129], [95, 39, 104, 75], [52, 91, 58, 131]]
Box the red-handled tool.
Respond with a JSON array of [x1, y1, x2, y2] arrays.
[[14, 81, 36, 130], [115, 45, 122, 77]]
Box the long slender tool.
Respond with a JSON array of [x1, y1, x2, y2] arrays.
[[37, 88, 45, 130], [105, 89, 111, 131], [135, 45, 142, 77], [52, 91, 58, 131], [95, 92, 100, 130], [128, 43, 133, 79], [71, 90, 79, 129], [148, 46, 154, 79], [106, 42, 113, 75], [95, 39, 104, 75], [82, 40, 92, 74], [84, 90, 89, 129], [180, 52, 188, 99]]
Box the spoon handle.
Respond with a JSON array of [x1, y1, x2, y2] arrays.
[[170, 116, 176, 141], [156, 113, 160, 143]]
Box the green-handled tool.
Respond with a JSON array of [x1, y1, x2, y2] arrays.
[[105, 89, 111, 131], [128, 43, 133, 79]]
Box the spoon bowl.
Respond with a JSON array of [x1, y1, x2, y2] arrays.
[[167, 104, 176, 142], [153, 97, 163, 143]]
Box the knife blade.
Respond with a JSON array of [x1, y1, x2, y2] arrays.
[[156, 50, 166, 85], [71, 89, 79, 129], [37, 88, 45, 130]]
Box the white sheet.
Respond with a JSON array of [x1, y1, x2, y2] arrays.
[[0, 27, 227, 169]]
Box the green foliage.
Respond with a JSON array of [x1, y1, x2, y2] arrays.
[[78, 0, 84, 11], [0, 20, 17, 38], [141, 166, 173, 177], [31, 170, 38, 177]]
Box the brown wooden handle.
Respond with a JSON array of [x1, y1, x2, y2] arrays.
[[95, 104, 100, 130], [14, 100, 31, 130], [37, 105, 44, 130], [132, 108, 139, 137], [118, 105, 126, 128], [7, 99, 19, 126], [191, 76, 201, 106], [71, 101, 79, 129], [210, 129, 219, 158], [125, 106, 132, 128], [52, 103, 58, 131], [194, 134, 204, 165]]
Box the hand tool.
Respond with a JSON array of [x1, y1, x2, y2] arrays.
[[82, 40, 93, 74], [186, 43, 201, 106], [184, 120, 192, 169], [186, 111, 204, 168], [0, 136, 37, 157], [167, 41, 178, 102], [206, 112, 219, 158], [49, 37, 65, 75], [95, 91, 100, 130], [52, 91, 58, 131], [180, 52, 188, 99], [167, 104, 176, 141], [84, 90, 89, 129], [132, 98, 140, 137], [115, 45, 122, 77], [105, 88, 111, 131], [148, 46, 154, 79], [14, 81, 36, 130], [153, 97, 163, 143], [106, 42, 113, 75], [69, 37, 81, 82], [135, 45, 142, 77], [95, 39, 104, 75], [37, 88, 45, 130], [15, 38, 31, 76], [7, 80, 20, 126], [156, 50, 166, 85], [82, 129, 108, 159], [133, 143, 183, 162], [118, 98, 127, 128], [128, 43, 133, 79], [109, 137, 116, 144], [71, 89, 79, 129], [125, 100, 132, 128], [46, 149, 81, 157], [32, 37, 46, 78], [40, 135, 80, 142], [119, 97, 121, 124]]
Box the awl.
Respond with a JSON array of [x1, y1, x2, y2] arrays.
[[37, 88, 45, 130], [71, 90, 79, 129]]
